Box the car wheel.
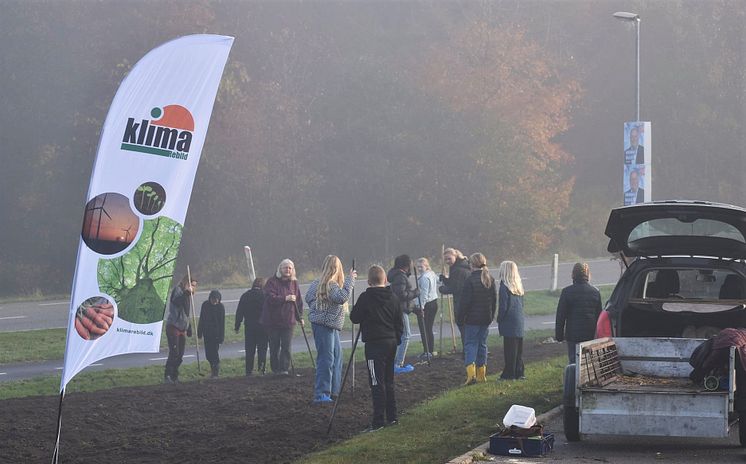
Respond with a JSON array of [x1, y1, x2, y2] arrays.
[[563, 364, 581, 442]]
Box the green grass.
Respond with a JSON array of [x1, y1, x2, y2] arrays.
[[299, 356, 565, 464], [0, 330, 557, 401], [0, 286, 613, 365], [0, 316, 245, 364]]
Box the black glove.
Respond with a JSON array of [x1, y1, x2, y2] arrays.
[[439, 274, 446, 283]]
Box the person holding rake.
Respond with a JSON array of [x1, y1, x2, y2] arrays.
[[350, 265, 403, 432], [305, 255, 356, 403]]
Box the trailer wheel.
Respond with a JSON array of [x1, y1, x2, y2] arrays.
[[563, 364, 581, 442], [564, 405, 581, 442]]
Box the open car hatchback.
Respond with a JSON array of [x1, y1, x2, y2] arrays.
[[599, 200, 746, 338]]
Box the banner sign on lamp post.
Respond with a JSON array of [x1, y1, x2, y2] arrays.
[[623, 121, 652, 206]]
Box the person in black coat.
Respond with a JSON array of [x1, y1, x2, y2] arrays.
[[198, 290, 225, 378], [388, 254, 419, 373], [350, 265, 403, 431], [439, 248, 471, 353], [458, 253, 497, 385], [555, 263, 603, 363], [235, 277, 268, 375]]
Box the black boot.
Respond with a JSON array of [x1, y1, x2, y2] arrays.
[[211, 363, 219, 378]]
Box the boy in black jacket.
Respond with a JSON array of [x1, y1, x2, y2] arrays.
[[350, 265, 403, 431], [235, 277, 268, 375], [198, 290, 226, 378]]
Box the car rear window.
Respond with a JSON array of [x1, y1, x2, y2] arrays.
[[639, 269, 746, 300], [629, 218, 745, 244]]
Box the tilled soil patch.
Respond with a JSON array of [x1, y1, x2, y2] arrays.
[[0, 339, 563, 463]]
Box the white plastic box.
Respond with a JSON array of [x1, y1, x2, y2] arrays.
[[503, 404, 536, 429]]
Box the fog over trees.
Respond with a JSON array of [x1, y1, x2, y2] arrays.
[[1, 1, 743, 296]]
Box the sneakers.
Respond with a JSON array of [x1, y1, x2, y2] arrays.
[[164, 375, 178, 384], [417, 353, 434, 362], [313, 394, 334, 404], [277, 371, 290, 376], [387, 419, 399, 427], [394, 364, 414, 374]]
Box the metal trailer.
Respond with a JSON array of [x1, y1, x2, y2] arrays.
[[563, 337, 738, 442]]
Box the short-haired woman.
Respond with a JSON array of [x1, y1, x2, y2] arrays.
[[555, 262, 602, 363], [497, 261, 525, 380], [260, 259, 304, 375], [458, 253, 497, 385], [305, 255, 356, 403]]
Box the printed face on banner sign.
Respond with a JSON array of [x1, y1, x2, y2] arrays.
[[121, 105, 194, 160], [624, 165, 646, 206], [624, 123, 645, 165]]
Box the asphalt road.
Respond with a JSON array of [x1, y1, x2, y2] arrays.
[[0, 257, 621, 333], [0, 258, 620, 382]]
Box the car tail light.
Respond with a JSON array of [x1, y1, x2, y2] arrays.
[[596, 311, 612, 338]]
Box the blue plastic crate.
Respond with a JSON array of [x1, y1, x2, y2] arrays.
[[488, 432, 554, 457]]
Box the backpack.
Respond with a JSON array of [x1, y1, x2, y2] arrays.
[[689, 336, 715, 383]]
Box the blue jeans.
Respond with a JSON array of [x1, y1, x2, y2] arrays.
[[464, 324, 489, 366], [312, 323, 342, 399], [394, 313, 411, 367]]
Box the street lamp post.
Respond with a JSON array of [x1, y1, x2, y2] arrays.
[[613, 11, 640, 122]]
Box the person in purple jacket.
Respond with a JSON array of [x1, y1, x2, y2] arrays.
[[260, 259, 304, 375]]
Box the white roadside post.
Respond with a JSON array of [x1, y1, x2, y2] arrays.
[[551, 254, 559, 291]]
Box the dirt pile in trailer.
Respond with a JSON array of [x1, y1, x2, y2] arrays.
[[0, 340, 563, 463]]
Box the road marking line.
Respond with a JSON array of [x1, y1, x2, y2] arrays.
[[90, 363, 103, 367], [223, 299, 239, 303], [0, 372, 6, 376], [39, 302, 68, 306], [183, 355, 195, 358], [0, 316, 26, 320], [55, 367, 64, 370], [150, 357, 168, 361], [238, 349, 245, 353], [542, 322, 556, 325]]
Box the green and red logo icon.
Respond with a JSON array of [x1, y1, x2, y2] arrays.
[[121, 105, 194, 160]]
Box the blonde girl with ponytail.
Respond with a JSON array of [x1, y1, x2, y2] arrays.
[[458, 252, 497, 385]]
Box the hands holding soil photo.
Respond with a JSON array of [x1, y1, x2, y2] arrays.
[[74, 297, 115, 341]]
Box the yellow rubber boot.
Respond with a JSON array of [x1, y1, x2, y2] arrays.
[[464, 363, 477, 385], [476, 365, 487, 382]]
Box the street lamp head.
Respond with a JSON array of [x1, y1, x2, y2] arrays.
[[613, 11, 640, 21]]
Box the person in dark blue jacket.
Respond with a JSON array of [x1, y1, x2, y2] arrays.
[[497, 261, 525, 380]]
